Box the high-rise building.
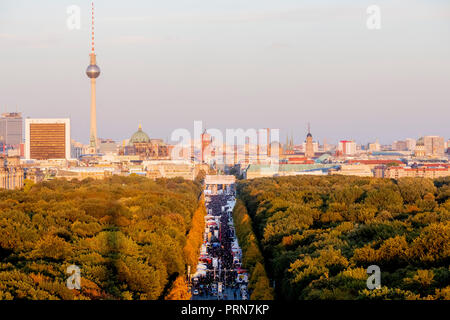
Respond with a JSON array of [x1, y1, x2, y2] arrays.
[[392, 140, 408, 151], [305, 123, 314, 158], [25, 119, 71, 160], [71, 140, 84, 159], [0, 112, 22, 146], [86, 2, 101, 154], [423, 136, 445, 156], [338, 140, 357, 155]]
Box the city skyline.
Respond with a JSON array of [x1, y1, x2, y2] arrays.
[[1, 0, 449, 145], [1, 1, 449, 307]]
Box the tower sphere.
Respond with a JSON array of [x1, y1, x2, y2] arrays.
[[86, 64, 101, 78]]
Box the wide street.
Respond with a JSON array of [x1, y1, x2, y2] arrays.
[[190, 179, 249, 300]]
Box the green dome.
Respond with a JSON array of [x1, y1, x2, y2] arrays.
[[129, 125, 150, 146]]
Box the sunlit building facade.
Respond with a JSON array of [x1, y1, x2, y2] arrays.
[[25, 119, 71, 160], [0, 112, 22, 146], [424, 136, 445, 156], [338, 140, 357, 155]]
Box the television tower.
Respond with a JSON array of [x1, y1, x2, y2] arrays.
[[86, 2, 101, 153]]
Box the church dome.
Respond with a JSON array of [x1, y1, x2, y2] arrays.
[[416, 137, 424, 146], [129, 124, 150, 146]]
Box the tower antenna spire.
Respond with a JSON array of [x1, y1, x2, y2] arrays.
[[308, 122, 311, 134], [91, 2, 95, 53]]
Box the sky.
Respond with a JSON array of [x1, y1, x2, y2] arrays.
[[0, 0, 449, 145]]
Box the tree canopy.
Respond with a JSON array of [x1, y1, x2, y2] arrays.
[[237, 176, 450, 300], [0, 176, 203, 300]]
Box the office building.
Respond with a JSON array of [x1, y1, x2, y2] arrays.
[[338, 140, 357, 155], [424, 136, 445, 156], [0, 112, 22, 146], [25, 119, 71, 160], [71, 140, 84, 159]]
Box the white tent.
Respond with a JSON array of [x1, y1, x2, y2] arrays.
[[197, 263, 207, 270], [193, 270, 207, 278]]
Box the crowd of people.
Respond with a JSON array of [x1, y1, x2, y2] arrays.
[[191, 184, 249, 300]]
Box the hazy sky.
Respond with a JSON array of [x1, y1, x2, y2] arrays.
[[1, 0, 449, 145]]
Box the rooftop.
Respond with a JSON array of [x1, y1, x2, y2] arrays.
[[247, 163, 338, 173]]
